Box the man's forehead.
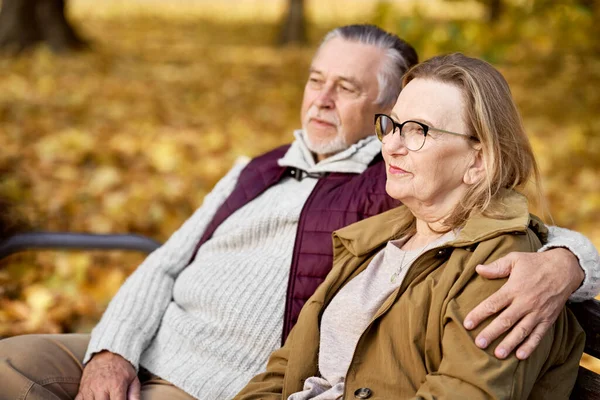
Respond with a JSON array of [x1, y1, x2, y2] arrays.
[[310, 38, 383, 82]]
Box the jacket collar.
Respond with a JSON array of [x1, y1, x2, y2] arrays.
[[334, 189, 543, 257]]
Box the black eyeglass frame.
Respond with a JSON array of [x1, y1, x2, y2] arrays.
[[374, 113, 480, 151]]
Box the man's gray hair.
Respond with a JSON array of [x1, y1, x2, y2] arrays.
[[319, 24, 418, 108]]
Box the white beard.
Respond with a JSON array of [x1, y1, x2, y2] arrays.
[[304, 132, 349, 157], [303, 106, 349, 157]]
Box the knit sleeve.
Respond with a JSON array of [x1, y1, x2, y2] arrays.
[[83, 157, 250, 368], [539, 225, 600, 301]]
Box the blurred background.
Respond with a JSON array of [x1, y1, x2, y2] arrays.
[[0, 0, 598, 362]]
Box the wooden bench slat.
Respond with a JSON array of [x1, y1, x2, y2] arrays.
[[571, 366, 600, 400], [570, 300, 600, 360], [569, 300, 600, 399]]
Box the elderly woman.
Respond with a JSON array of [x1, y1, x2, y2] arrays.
[[234, 53, 585, 400]]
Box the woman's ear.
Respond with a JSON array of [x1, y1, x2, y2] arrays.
[[464, 148, 485, 185]]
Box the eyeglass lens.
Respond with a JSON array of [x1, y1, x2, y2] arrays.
[[375, 115, 426, 151]]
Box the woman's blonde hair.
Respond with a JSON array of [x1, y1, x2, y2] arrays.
[[402, 53, 544, 228]]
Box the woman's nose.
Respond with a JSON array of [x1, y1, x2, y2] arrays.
[[383, 131, 409, 155]]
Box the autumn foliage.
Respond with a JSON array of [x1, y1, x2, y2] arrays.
[[0, 0, 598, 344]]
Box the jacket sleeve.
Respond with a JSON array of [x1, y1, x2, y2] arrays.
[[83, 158, 249, 368], [540, 225, 600, 301], [412, 231, 585, 400], [234, 324, 296, 399]]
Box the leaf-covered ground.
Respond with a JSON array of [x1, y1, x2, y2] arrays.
[[0, 1, 598, 369]]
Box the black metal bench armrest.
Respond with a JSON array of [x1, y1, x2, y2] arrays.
[[0, 232, 161, 260]]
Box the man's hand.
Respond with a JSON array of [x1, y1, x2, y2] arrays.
[[76, 350, 141, 400], [463, 248, 584, 360]]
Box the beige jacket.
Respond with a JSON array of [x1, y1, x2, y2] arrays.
[[236, 190, 584, 400]]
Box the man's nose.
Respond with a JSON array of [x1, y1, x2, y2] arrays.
[[314, 85, 335, 108]]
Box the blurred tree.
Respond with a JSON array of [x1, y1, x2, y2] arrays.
[[279, 0, 307, 45], [446, 0, 504, 23], [0, 0, 86, 53], [576, 0, 599, 53], [486, 0, 503, 22], [578, 0, 594, 9]]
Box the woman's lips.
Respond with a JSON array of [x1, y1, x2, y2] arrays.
[[388, 165, 409, 175]]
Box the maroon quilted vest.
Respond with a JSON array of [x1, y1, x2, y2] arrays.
[[188, 144, 400, 342]]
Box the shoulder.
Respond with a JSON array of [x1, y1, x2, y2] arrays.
[[470, 226, 543, 259], [445, 226, 543, 283], [439, 227, 543, 313]]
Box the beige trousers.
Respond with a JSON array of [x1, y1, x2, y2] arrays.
[[0, 334, 196, 400]]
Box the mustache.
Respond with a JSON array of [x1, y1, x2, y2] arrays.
[[306, 107, 339, 126]]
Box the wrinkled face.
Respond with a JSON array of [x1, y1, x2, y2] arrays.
[[301, 38, 387, 161], [382, 79, 478, 214]]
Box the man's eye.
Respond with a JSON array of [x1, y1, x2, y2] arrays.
[[339, 85, 355, 93]]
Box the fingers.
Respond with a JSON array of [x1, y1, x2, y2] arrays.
[[475, 253, 517, 279], [76, 378, 139, 400], [471, 302, 527, 352], [128, 377, 142, 400], [464, 288, 512, 331], [110, 387, 128, 400], [467, 250, 572, 360], [472, 302, 554, 360], [76, 389, 110, 400], [76, 351, 138, 400], [76, 384, 128, 400], [515, 321, 553, 360], [490, 313, 537, 359]]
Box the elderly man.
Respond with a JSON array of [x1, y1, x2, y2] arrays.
[[0, 25, 598, 400]]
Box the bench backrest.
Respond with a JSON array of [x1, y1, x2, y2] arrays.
[[0, 233, 598, 397], [569, 299, 600, 399]]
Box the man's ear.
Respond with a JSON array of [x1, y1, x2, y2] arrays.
[[464, 147, 485, 185]]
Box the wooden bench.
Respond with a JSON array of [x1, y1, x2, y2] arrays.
[[569, 299, 600, 399]]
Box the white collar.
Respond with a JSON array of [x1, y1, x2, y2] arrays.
[[277, 130, 382, 175]]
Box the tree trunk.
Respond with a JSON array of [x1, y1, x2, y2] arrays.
[[578, 0, 595, 11], [487, 0, 503, 23], [0, 0, 87, 54], [279, 0, 306, 45]]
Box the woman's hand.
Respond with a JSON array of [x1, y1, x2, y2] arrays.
[[463, 248, 583, 360]]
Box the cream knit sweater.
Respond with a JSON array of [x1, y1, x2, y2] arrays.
[[84, 132, 382, 399], [84, 132, 600, 399]]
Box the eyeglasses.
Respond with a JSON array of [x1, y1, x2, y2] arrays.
[[374, 113, 480, 151]]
